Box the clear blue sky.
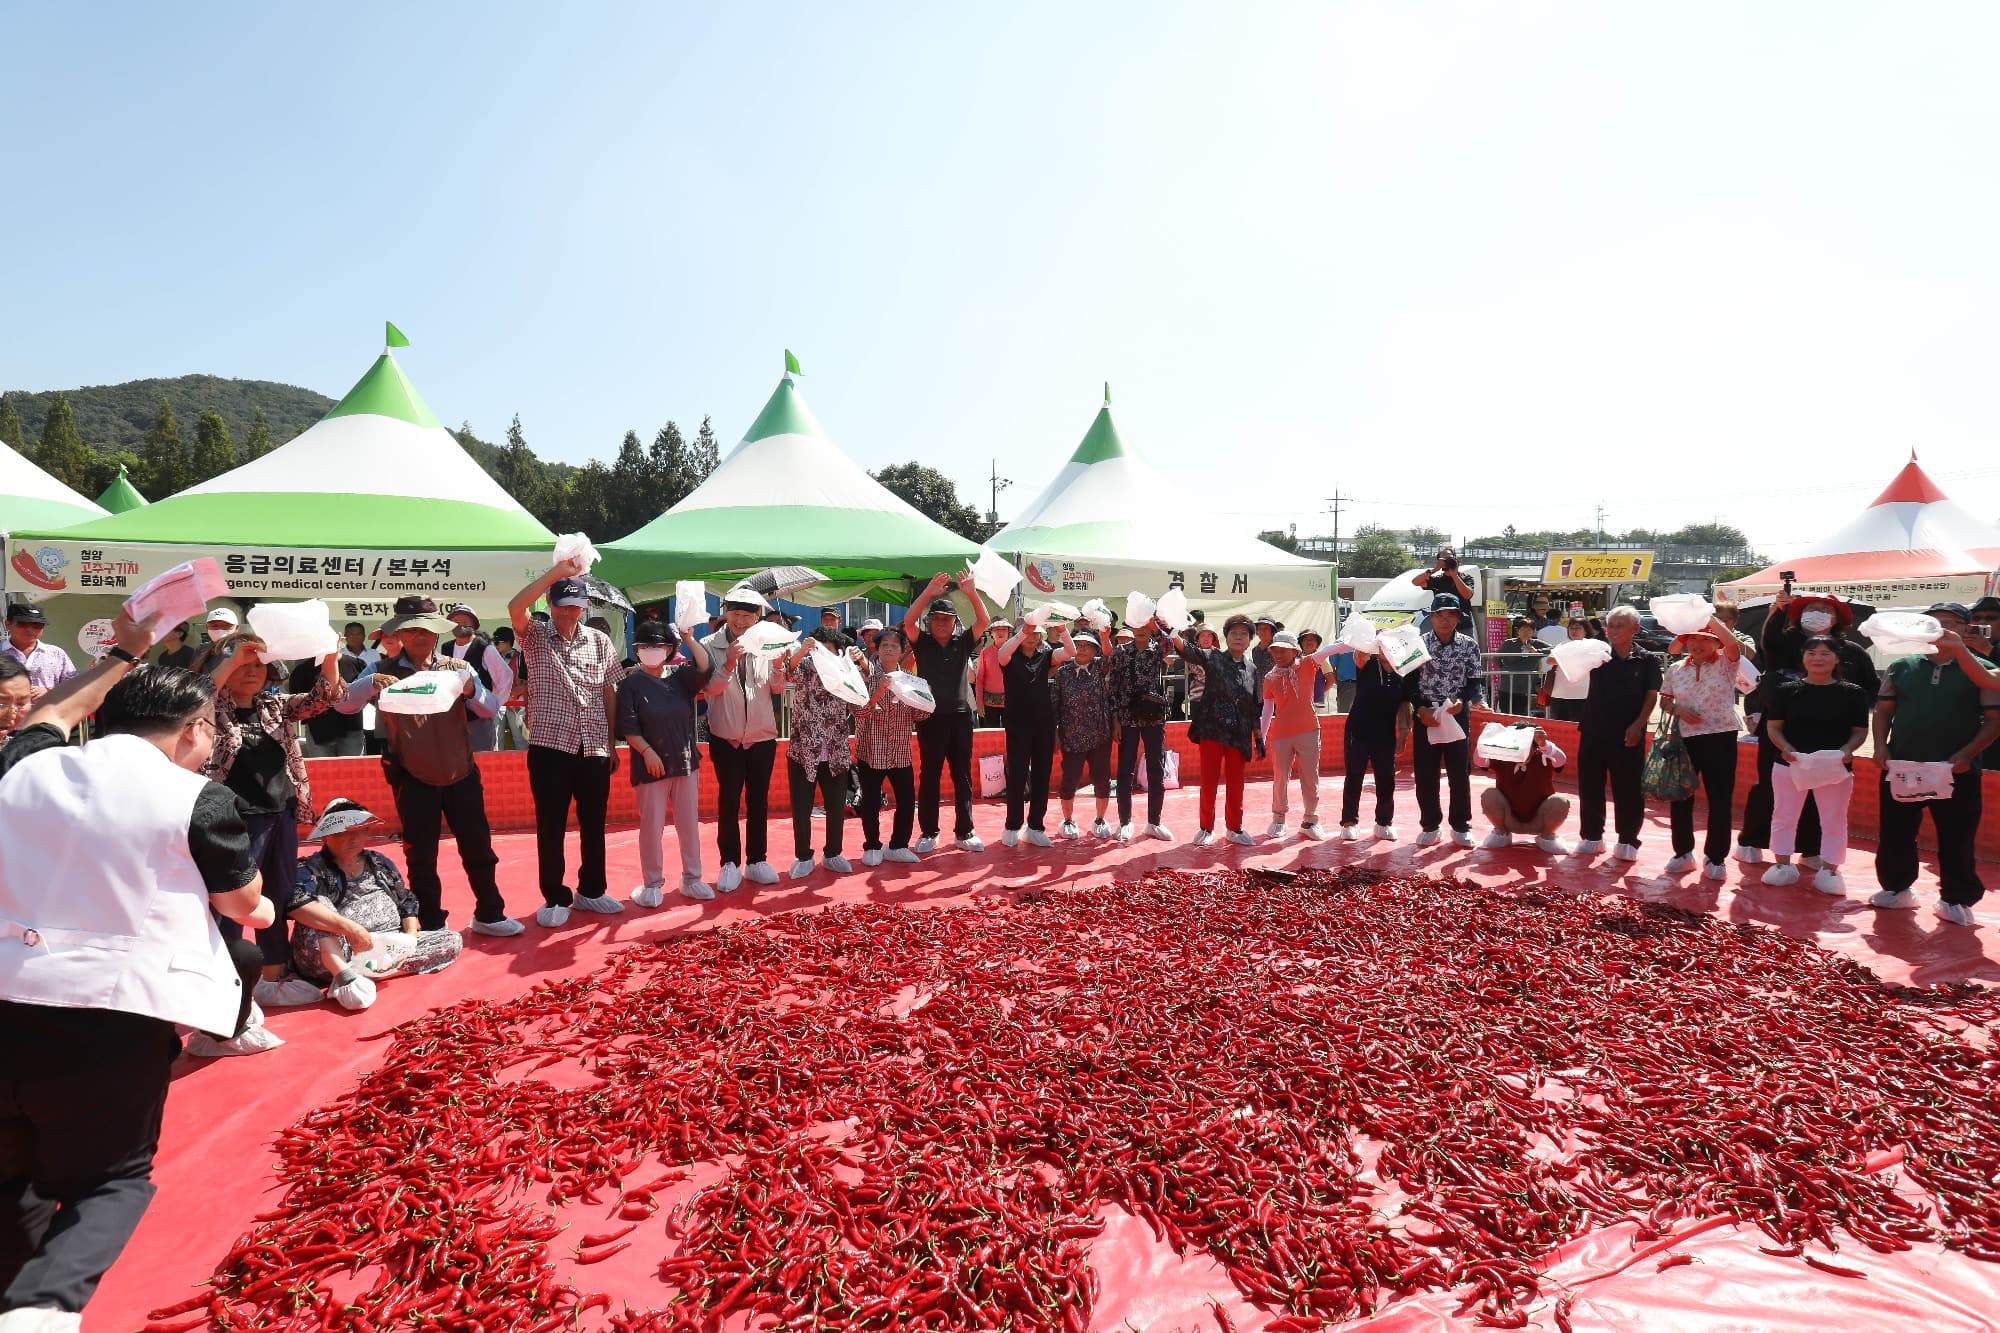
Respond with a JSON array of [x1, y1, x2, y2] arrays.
[[8, 3, 2000, 555]]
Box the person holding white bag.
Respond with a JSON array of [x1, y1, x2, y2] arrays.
[[854, 630, 925, 865], [1759, 638, 1871, 895], [1260, 632, 1329, 840], [1656, 621, 1743, 880], [782, 628, 867, 878], [617, 621, 713, 904], [997, 613, 1069, 847], [1410, 593, 1484, 848]]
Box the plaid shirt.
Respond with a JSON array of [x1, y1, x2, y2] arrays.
[[519, 619, 626, 756], [854, 661, 920, 769]]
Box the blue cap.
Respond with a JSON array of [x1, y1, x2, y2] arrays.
[[1927, 601, 1971, 621], [1429, 593, 1464, 614], [549, 577, 591, 609]]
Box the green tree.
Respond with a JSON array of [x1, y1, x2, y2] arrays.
[[871, 462, 990, 541], [242, 406, 274, 461], [648, 420, 691, 509], [190, 407, 235, 483], [1404, 524, 1450, 552], [84, 450, 145, 498], [499, 414, 559, 525], [555, 460, 615, 537], [1256, 528, 1300, 554], [1344, 528, 1416, 578], [607, 428, 655, 538], [34, 392, 94, 492], [690, 416, 721, 481], [141, 396, 187, 498], [0, 395, 23, 452]]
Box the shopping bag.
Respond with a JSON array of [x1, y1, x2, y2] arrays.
[[1475, 722, 1536, 765], [885, 669, 937, 715], [1884, 759, 1955, 803], [1374, 623, 1431, 676], [810, 642, 871, 707], [737, 621, 800, 659], [977, 753, 1008, 798], [247, 599, 337, 661], [553, 532, 601, 572], [1080, 598, 1113, 630], [1641, 719, 1697, 801], [1425, 710, 1466, 745], [1782, 751, 1852, 793], [378, 670, 467, 715], [1650, 595, 1715, 636], [1154, 587, 1194, 633], [1734, 656, 1760, 695], [1136, 749, 1181, 791], [349, 931, 418, 978], [1550, 638, 1612, 685], [673, 581, 708, 631], [1336, 613, 1380, 654]]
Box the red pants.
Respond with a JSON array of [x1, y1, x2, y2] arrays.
[[1197, 739, 1247, 832]]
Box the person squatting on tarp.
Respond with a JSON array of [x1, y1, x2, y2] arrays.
[[997, 613, 1070, 848], [0, 610, 272, 1326], [1573, 606, 1661, 861], [1476, 724, 1572, 854], [902, 569, 989, 855], [1656, 617, 1743, 881], [616, 620, 713, 905]]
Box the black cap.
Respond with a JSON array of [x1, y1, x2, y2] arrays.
[[634, 621, 678, 646], [927, 598, 957, 618], [549, 577, 591, 608], [5, 604, 46, 625], [1971, 597, 2000, 617]]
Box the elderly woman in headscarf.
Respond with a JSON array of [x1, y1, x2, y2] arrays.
[[1657, 616, 1743, 879], [288, 799, 463, 1011]]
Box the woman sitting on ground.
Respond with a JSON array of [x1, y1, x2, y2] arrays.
[[288, 799, 463, 1011]]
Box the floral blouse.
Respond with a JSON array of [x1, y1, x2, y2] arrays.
[[202, 673, 342, 820], [1663, 656, 1740, 738], [787, 655, 857, 772], [1182, 645, 1259, 759], [1051, 657, 1113, 753]]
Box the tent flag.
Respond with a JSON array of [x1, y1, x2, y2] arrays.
[[385, 321, 410, 348], [785, 348, 801, 377], [1104, 381, 1111, 405]]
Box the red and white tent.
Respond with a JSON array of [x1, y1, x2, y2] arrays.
[[1722, 456, 2000, 605]]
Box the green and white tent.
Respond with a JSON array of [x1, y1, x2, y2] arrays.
[[991, 391, 1335, 629], [600, 358, 981, 604], [94, 465, 148, 514], [5, 329, 555, 619], [1, 439, 107, 534]]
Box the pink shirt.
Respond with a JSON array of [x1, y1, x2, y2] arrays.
[[1262, 663, 1319, 740]]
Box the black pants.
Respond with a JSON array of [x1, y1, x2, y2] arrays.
[[215, 805, 298, 968], [525, 744, 612, 906], [1342, 728, 1398, 827], [789, 761, 850, 860], [1876, 770, 1985, 906], [1548, 698, 1586, 724], [917, 712, 976, 839], [1738, 731, 1821, 856], [856, 763, 915, 851], [1577, 729, 1647, 846], [390, 764, 506, 928], [1413, 732, 1471, 833], [982, 704, 1006, 729], [1670, 731, 1739, 863], [710, 736, 777, 868], [1004, 718, 1055, 833], [0, 1011, 179, 1313], [1117, 724, 1167, 827]]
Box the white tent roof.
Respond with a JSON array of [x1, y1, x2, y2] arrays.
[[0, 440, 107, 533]]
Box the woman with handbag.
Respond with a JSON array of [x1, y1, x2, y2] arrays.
[[1656, 619, 1743, 879]]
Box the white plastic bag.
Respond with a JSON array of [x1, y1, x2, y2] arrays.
[[674, 581, 708, 631], [1035, 600, 1082, 625], [1336, 613, 1380, 655], [1782, 750, 1852, 792], [122, 558, 228, 631], [969, 546, 1022, 605], [553, 532, 600, 572], [1735, 656, 1761, 695], [1124, 591, 1157, 630], [884, 669, 937, 715], [1425, 710, 1467, 745], [377, 670, 467, 715], [810, 642, 871, 707], [1650, 595, 1714, 636], [248, 599, 337, 661], [1154, 587, 1193, 633], [1861, 612, 1942, 645], [977, 753, 1008, 798], [1550, 638, 1613, 685], [1375, 623, 1432, 676], [349, 931, 418, 978], [1475, 722, 1536, 765], [1080, 598, 1113, 631], [1136, 749, 1180, 791], [737, 621, 800, 659], [1885, 759, 1955, 803]]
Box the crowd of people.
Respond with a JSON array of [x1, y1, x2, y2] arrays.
[[3, 564, 1996, 1326]]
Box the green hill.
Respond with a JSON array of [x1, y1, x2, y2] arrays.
[[3, 375, 334, 453]]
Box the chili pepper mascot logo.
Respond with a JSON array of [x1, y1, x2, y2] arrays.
[[10, 544, 68, 592], [1024, 559, 1059, 595]]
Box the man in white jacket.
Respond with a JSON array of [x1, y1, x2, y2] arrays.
[[0, 610, 272, 1329]]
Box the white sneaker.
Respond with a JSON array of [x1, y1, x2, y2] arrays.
[[632, 883, 666, 908], [1266, 821, 1288, 839], [1226, 829, 1255, 846], [1573, 839, 1605, 855], [680, 878, 716, 901], [957, 834, 986, 853], [1300, 823, 1327, 842], [535, 905, 571, 928], [1059, 820, 1080, 839], [1703, 861, 1728, 882], [1373, 824, 1399, 841], [1936, 901, 1977, 927], [1536, 836, 1573, 855], [717, 862, 743, 893], [884, 847, 921, 863], [789, 858, 817, 880], [1092, 819, 1113, 839], [863, 848, 884, 867], [1614, 843, 1640, 861], [1340, 824, 1361, 841], [470, 917, 525, 937], [1761, 863, 1800, 887], [1025, 829, 1053, 848], [915, 835, 939, 854], [1002, 828, 1020, 848], [0, 1310, 83, 1333], [1450, 829, 1475, 848], [1812, 868, 1845, 896], [185, 1004, 283, 1058], [1870, 888, 1917, 910], [329, 973, 377, 1012], [1733, 844, 1766, 865], [1801, 855, 1824, 871], [1193, 829, 1215, 846], [1415, 830, 1441, 847], [745, 861, 780, 885], [1481, 831, 1512, 850], [255, 976, 326, 1008], [1117, 824, 1135, 844], [1663, 854, 1696, 874], [1148, 824, 1175, 841], [573, 894, 624, 915]]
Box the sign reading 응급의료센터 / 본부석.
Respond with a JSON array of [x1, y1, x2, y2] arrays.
[[1016, 554, 1331, 603], [1541, 551, 1655, 584], [6, 540, 550, 604]]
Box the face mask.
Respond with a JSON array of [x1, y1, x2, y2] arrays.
[[1799, 611, 1834, 634], [207, 627, 230, 643], [636, 647, 671, 667]]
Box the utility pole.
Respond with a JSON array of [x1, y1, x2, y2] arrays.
[[1594, 502, 1606, 546], [986, 460, 1011, 530], [1327, 492, 1346, 555]]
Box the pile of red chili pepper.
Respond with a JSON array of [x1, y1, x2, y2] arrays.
[[147, 867, 2000, 1332]]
